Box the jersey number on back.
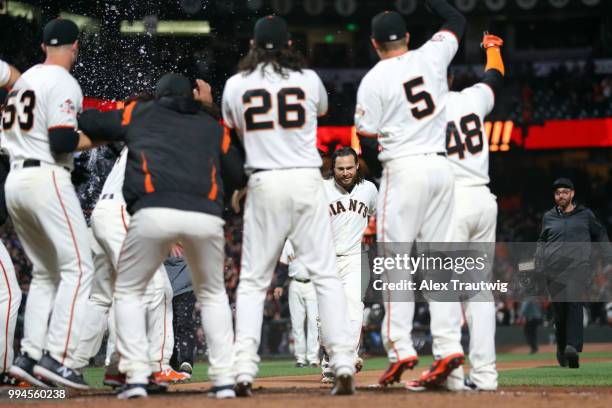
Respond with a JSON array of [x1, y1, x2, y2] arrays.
[[1, 89, 36, 131], [243, 88, 305, 131], [446, 113, 483, 159], [403, 77, 435, 120]]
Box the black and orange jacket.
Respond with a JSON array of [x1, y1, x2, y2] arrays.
[[78, 96, 246, 216]]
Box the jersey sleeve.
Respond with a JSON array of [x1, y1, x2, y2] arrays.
[[221, 79, 237, 130], [419, 30, 459, 71], [315, 74, 329, 117], [464, 83, 495, 118], [47, 79, 83, 131], [355, 76, 383, 136], [0, 60, 9, 88], [368, 182, 378, 216]]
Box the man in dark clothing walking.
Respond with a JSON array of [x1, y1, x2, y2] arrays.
[[536, 178, 611, 369]]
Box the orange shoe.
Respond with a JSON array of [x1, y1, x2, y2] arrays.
[[378, 356, 418, 386], [412, 353, 465, 389], [152, 368, 191, 384]]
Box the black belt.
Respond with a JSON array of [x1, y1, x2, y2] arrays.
[[100, 193, 115, 200], [436, 152, 447, 157], [252, 167, 313, 174], [23, 159, 70, 172], [293, 277, 311, 284]]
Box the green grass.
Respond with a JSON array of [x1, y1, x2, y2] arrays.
[[499, 362, 612, 387], [83, 351, 612, 389]]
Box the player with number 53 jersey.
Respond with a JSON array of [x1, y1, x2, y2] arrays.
[[222, 16, 356, 397]]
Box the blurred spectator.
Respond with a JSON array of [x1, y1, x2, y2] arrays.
[[519, 300, 543, 354]]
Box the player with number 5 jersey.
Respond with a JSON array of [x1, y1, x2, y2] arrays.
[[222, 15, 356, 397], [355, 1, 468, 390]]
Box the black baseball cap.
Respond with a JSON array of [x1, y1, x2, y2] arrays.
[[43, 19, 79, 46], [371, 11, 407, 43], [254, 15, 290, 50], [155, 73, 192, 99], [552, 178, 574, 190]]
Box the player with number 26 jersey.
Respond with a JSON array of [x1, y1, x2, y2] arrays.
[[222, 56, 327, 172]]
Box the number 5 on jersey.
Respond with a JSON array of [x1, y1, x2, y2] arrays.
[[243, 88, 305, 131], [2, 89, 36, 131]]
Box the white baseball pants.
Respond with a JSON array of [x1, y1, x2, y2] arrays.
[[337, 253, 364, 355], [5, 164, 94, 368], [114, 208, 233, 387], [377, 155, 463, 361], [0, 240, 21, 372], [447, 185, 498, 390], [73, 199, 174, 372], [234, 168, 354, 381], [288, 279, 319, 364]]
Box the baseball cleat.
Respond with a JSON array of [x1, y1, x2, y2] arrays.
[[321, 372, 335, 383], [378, 356, 419, 386], [405, 379, 426, 392], [117, 383, 148, 399], [33, 352, 89, 390], [331, 367, 355, 396], [207, 384, 237, 399], [103, 373, 126, 388], [179, 362, 193, 375], [411, 353, 465, 389], [234, 380, 253, 397], [564, 345, 579, 369], [9, 353, 54, 388], [309, 362, 320, 368], [152, 367, 191, 383], [295, 362, 305, 368]]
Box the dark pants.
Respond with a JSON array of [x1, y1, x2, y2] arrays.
[[170, 292, 197, 368], [551, 302, 584, 352], [523, 319, 540, 352]]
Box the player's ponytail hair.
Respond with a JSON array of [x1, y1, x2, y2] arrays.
[[238, 45, 307, 78]]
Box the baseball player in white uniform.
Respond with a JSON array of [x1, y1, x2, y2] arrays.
[[3, 19, 99, 389], [444, 33, 506, 392], [323, 147, 377, 370], [72, 146, 187, 387], [223, 16, 356, 396], [355, 2, 468, 389], [0, 59, 22, 385], [279, 240, 320, 367]]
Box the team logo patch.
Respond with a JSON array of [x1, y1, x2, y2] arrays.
[[355, 104, 366, 119], [431, 33, 447, 42], [59, 98, 76, 115]]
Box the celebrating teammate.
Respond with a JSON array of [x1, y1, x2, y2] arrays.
[[78, 73, 245, 399], [441, 33, 505, 392], [222, 15, 356, 396], [322, 147, 377, 377], [278, 240, 320, 368], [71, 143, 188, 388], [355, 0, 467, 388], [4, 19, 98, 389]]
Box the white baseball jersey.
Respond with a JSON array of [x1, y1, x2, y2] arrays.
[[0, 59, 10, 87], [355, 31, 459, 162], [324, 178, 377, 256], [99, 147, 128, 199], [222, 63, 327, 172], [279, 240, 310, 281], [446, 84, 494, 187], [1, 64, 83, 169]]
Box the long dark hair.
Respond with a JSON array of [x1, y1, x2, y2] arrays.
[[237, 45, 307, 78]]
